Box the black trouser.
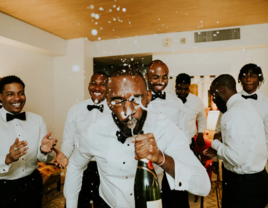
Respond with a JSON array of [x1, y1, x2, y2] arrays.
[[77, 161, 102, 208], [0, 169, 43, 208], [222, 166, 268, 208], [161, 172, 190, 208]]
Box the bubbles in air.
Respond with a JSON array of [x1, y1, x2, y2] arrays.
[[91, 29, 98, 36], [123, 78, 126, 81], [217, 21, 219, 23], [95, 22, 98, 25], [100, 27, 103, 30], [242, 49, 246, 52], [117, 7, 120, 11], [129, 22, 131, 24], [98, 37, 101, 40], [94, 99, 98, 104], [113, 5, 116, 8], [99, 7, 104, 11], [95, 14, 100, 19], [131, 58, 134, 61], [109, 9, 112, 12], [122, 8, 126, 12], [108, 21, 111, 23], [77, 23, 80, 25], [72, 65, 80, 73], [113, 18, 116, 21], [90, 5, 94, 9], [91, 13, 95, 18]]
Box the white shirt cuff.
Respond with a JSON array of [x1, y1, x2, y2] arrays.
[[66, 199, 78, 208], [212, 140, 223, 151], [165, 158, 193, 191], [0, 154, 11, 174]]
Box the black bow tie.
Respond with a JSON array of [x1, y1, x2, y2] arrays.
[[152, 92, 166, 101], [242, 94, 257, 100], [116, 130, 144, 144], [6, 112, 26, 122], [87, 104, 104, 112]]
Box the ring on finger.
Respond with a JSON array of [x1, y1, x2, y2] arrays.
[[14, 147, 18, 151]]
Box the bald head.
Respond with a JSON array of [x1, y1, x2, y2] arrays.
[[211, 74, 237, 92], [147, 60, 169, 93]]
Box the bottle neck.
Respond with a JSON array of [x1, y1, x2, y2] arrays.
[[140, 158, 149, 163]]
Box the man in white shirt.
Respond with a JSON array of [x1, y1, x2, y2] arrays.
[[204, 74, 268, 208], [175, 73, 206, 148], [213, 64, 268, 172], [0, 75, 57, 208], [64, 68, 211, 208], [145, 60, 191, 208], [53, 72, 110, 207]]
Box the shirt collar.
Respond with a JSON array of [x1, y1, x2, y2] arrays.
[[240, 90, 258, 96], [226, 93, 240, 110], [90, 98, 106, 106]]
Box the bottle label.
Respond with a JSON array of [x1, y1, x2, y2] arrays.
[[146, 199, 162, 208]]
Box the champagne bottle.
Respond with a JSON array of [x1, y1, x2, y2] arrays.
[[134, 158, 162, 208]]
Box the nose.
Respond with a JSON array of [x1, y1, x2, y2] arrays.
[[246, 76, 251, 82], [94, 85, 101, 91], [14, 94, 21, 101], [123, 100, 136, 117]]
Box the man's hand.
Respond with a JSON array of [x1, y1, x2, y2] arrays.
[[5, 138, 29, 165], [52, 148, 69, 168], [212, 162, 219, 175], [203, 147, 217, 159], [41, 132, 58, 153], [213, 131, 222, 142], [196, 133, 205, 148], [131, 133, 164, 165]]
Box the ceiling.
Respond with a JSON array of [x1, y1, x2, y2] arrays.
[[0, 0, 268, 41]]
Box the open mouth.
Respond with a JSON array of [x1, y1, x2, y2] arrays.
[[12, 103, 22, 108], [93, 92, 102, 96]]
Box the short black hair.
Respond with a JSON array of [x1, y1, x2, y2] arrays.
[[0, 75, 25, 94], [212, 74, 236, 92], [176, 73, 191, 85], [94, 71, 108, 78], [110, 67, 147, 88], [238, 63, 264, 85]]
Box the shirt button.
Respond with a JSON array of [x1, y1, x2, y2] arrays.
[[126, 176, 128, 179], [123, 162, 125, 164], [178, 182, 182, 187], [22, 158, 24, 160], [3, 169, 5, 171], [22, 169, 24, 171], [127, 144, 130, 146], [130, 193, 132, 195]]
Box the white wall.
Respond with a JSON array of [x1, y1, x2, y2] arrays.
[[0, 42, 55, 134]]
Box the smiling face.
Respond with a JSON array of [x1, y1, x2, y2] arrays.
[[147, 62, 169, 93], [240, 72, 259, 94], [0, 83, 26, 114], [107, 75, 151, 130], [88, 74, 108, 104]]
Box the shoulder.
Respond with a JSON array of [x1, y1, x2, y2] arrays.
[[166, 92, 183, 105], [25, 112, 45, 124], [68, 99, 91, 114]]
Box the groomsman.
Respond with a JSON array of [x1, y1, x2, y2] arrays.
[[213, 64, 268, 171], [0, 75, 57, 208], [146, 60, 191, 208], [64, 68, 211, 208], [53, 72, 110, 208], [204, 74, 268, 208], [175, 73, 206, 148]]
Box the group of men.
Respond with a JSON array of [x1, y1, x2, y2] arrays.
[[0, 60, 268, 208]]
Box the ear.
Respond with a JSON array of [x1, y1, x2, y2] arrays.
[[144, 73, 149, 83], [218, 84, 225, 93], [146, 89, 152, 105]]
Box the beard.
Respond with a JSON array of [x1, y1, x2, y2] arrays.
[[214, 96, 227, 113]]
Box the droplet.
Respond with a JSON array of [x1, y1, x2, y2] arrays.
[[117, 7, 120, 11], [94, 99, 98, 104], [113, 18, 116, 21], [72, 65, 80, 73], [100, 27, 103, 30], [98, 37, 101, 40], [108, 21, 111, 23], [91, 29, 98, 36], [186, 13, 188, 15], [129, 22, 131, 24], [242, 49, 246, 52], [109, 9, 112, 12], [95, 22, 98, 25], [91, 13, 95, 18], [99, 7, 104, 11], [122, 8, 126, 12], [217, 21, 219, 23], [123, 78, 126, 81], [77, 23, 80, 25], [95, 14, 100, 19], [113, 5, 116, 8]]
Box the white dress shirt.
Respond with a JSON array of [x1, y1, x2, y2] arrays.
[[215, 90, 268, 150], [184, 93, 207, 138], [212, 94, 268, 174], [64, 112, 211, 208], [148, 92, 192, 143], [61, 99, 110, 159], [0, 107, 55, 180]]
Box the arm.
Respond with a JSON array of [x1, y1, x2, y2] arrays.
[[37, 118, 56, 163], [215, 112, 222, 133], [212, 112, 249, 167], [133, 123, 211, 196], [263, 110, 268, 151], [64, 132, 93, 208], [60, 108, 77, 159], [196, 101, 207, 147]]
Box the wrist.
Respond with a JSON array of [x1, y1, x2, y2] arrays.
[[5, 153, 12, 165], [40, 145, 48, 155], [156, 150, 165, 166]]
